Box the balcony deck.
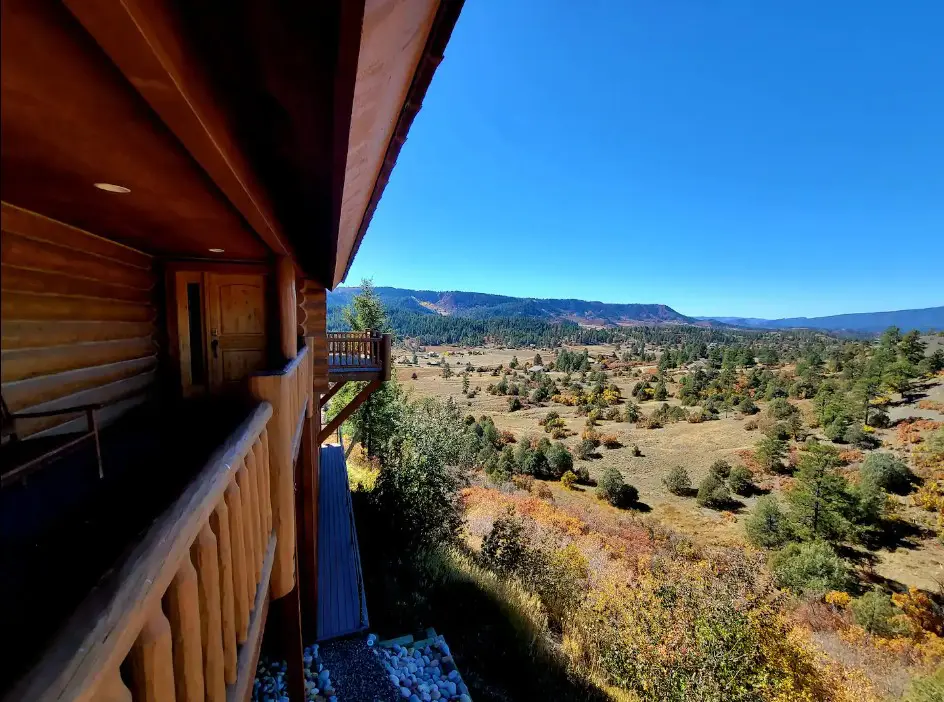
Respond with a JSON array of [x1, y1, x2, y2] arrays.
[[0, 398, 252, 692], [317, 444, 369, 641], [326, 331, 390, 382]]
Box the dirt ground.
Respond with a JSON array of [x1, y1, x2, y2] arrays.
[[394, 345, 944, 591]]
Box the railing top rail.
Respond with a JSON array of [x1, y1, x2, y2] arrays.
[[326, 330, 384, 338], [251, 343, 310, 378], [6, 402, 274, 702]]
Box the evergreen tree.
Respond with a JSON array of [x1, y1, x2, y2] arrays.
[[787, 442, 854, 542]]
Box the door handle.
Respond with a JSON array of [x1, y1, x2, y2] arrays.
[[211, 338, 219, 359]]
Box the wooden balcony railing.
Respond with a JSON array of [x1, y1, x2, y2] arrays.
[[7, 403, 275, 702], [327, 331, 391, 380], [7, 345, 315, 702]]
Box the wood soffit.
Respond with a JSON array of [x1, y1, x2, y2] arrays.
[[0, 0, 464, 287]]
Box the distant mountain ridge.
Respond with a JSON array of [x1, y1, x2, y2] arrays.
[[328, 286, 944, 333], [695, 306, 944, 333], [328, 286, 707, 327]]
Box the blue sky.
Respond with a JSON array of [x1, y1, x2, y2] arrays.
[[347, 0, 944, 319]]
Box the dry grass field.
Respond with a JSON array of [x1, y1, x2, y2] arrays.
[[394, 344, 944, 591]]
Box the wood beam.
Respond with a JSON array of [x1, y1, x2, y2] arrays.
[[63, 0, 295, 261], [318, 380, 380, 444], [320, 380, 347, 406]]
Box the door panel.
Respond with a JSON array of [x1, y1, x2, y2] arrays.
[[205, 273, 268, 389]]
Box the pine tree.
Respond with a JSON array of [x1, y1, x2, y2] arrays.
[[787, 442, 854, 542]]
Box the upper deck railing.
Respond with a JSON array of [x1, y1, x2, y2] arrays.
[[327, 331, 391, 379]]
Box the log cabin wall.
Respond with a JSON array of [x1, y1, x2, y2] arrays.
[[1, 202, 159, 437], [298, 280, 328, 392]]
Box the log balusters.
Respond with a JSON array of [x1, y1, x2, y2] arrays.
[[8, 404, 277, 702]]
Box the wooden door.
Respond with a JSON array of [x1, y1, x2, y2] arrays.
[[205, 273, 268, 390]]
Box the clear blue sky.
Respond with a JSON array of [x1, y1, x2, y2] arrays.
[[346, 0, 944, 319]]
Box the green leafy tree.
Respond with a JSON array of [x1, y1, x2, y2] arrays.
[[860, 452, 913, 493], [755, 435, 787, 472], [745, 496, 791, 548], [696, 473, 732, 509], [370, 397, 476, 552], [663, 466, 692, 495], [333, 279, 400, 458], [728, 465, 754, 496], [709, 459, 732, 479], [851, 588, 906, 637], [597, 466, 637, 508], [898, 330, 927, 365], [545, 442, 574, 478], [787, 442, 854, 542]]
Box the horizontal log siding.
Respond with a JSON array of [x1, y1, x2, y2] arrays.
[[1, 203, 159, 437], [298, 281, 328, 392]]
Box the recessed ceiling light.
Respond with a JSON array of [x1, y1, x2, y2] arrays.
[[93, 182, 131, 193], [209, 248, 225, 253]]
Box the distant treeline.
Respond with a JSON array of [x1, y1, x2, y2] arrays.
[[328, 306, 835, 351]]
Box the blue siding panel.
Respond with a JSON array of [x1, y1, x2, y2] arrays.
[[316, 445, 369, 641]]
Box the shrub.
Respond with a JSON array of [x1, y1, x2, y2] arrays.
[[498, 430, 517, 445], [630, 443, 642, 457], [851, 588, 906, 637], [574, 439, 596, 461], [696, 473, 732, 509], [687, 409, 707, 423], [709, 459, 732, 479], [755, 435, 787, 472], [480, 508, 527, 573], [744, 419, 759, 431], [767, 398, 798, 420], [770, 541, 851, 596], [728, 465, 754, 496], [511, 474, 534, 492], [843, 424, 878, 449], [860, 452, 913, 494], [597, 466, 637, 508], [550, 427, 568, 439], [903, 665, 944, 702], [600, 434, 621, 449], [560, 470, 578, 490], [508, 396, 523, 412], [745, 496, 791, 548], [824, 415, 851, 442], [411, 372, 418, 380], [573, 465, 591, 484], [534, 482, 553, 500], [539, 411, 560, 426], [663, 466, 692, 495], [622, 401, 640, 422], [738, 397, 759, 415], [581, 428, 601, 447]]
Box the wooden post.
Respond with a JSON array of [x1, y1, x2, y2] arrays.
[[94, 669, 132, 702], [164, 555, 205, 702], [130, 608, 176, 702], [224, 482, 249, 641], [191, 525, 225, 702], [209, 503, 237, 684], [277, 257, 297, 362], [249, 373, 296, 599], [298, 414, 318, 639]]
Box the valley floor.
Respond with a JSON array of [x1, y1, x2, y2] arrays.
[[397, 345, 944, 592]]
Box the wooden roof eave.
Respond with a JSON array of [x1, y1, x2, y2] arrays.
[[333, 0, 466, 289], [62, 0, 297, 265]]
